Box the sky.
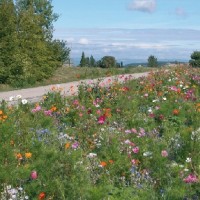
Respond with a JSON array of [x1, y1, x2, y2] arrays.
[[52, 0, 200, 65]]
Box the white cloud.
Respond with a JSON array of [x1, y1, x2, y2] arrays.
[[128, 0, 156, 13], [175, 7, 187, 17], [78, 38, 89, 45], [135, 43, 168, 50]]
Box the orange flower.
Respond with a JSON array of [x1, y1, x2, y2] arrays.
[[196, 103, 200, 112], [16, 153, 23, 160], [100, 161, 107, 167], [50, 106, 57, 112], [65, 143, 70, 149], [0, 110, 3, 115], [173, 109, 180, 115], [109, 160, 114, 164], [38, 192, 46, 200], [2, 115, 7, 119], [87, 87, 92, 92], [103, 108, 111, 118], [25, 152, 32, 159]]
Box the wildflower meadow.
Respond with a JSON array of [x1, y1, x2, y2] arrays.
[[0, 66, 200, 200]]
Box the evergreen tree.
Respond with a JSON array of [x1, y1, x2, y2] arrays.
[[89, 55, 95, 67], [80, 52, 86, 67]]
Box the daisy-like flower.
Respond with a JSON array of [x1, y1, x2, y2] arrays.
[[16, 94, 22, 99], [186, 157, 191, 163], [22, 99, 28, 104], [9, 96, 14, 101]]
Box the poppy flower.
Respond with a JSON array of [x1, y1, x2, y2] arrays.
[[38, 192, 46, 200]]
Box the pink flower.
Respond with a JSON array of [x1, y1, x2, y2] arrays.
[[161, 150, 168, 157], [44, 110, 52, 116], [96, 110, 101, 115], [72, 142, 79, 149], [30, 171, 38, 180], [32, 106, 41, 113], [98, 115, 106, 124], [131, 128, 137, 134], [132, 146, 139, 154], [183, 174, 198, 183]]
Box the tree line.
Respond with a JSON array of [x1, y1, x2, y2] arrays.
[[79, 51, 200, 68], [79, 52, 123, 68], [0, 0, 70, 87]]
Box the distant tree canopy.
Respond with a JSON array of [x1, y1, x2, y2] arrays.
[[147, 55, 158, 68], [0, 0, 70, 86], [79, 52, 122, 68], [189, 51, 200, 68], [100, 56, 116, 68], [79, 52, 96, 67]]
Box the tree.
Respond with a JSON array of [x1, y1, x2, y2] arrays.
[[89, 55, 96, 67], [147, 55, 158, 67], [100, 56, 116, 68], [51, 40, 70, 65], [0, 0, 68, 86], [189, 51, 200, 67], [0, 0, 17, 83], [80, 52, 86, 67]]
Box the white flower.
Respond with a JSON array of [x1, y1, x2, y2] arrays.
[[143, 151, 152, 157], [16, 95, 22, 99], [87, 153, 97, 158], [9, 96, 14, 101], [163, 97, 167, 101], [152, 99, 159, 103], [186, 157, 191, 163], [170, 162, 178, 167], [21, 99, 28, 104], [184, 168, 189, 172], [148, 107, 153, 113]]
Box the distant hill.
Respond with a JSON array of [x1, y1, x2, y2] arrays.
[[125, 61, 188, 67]]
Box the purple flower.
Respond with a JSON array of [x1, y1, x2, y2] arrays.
[[44, 110, 52, 116], [72, 142, 79, 149]]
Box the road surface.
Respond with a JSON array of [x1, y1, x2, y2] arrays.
[[0, 72, 149, 104]]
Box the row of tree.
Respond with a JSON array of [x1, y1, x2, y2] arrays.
[[0, 0, 70, 86], [79, 52, 123, 68]]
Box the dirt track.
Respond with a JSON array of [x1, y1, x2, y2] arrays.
[[0, 72, 149, 104]]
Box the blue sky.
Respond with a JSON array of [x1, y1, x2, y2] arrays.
[[52, 0, 200, 64]]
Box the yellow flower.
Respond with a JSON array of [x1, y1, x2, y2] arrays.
[[25, 152, 32, 159]]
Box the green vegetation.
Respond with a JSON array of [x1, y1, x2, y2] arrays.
[[0, 66, 199, 199], [189, 51, 200, 67], [0, 0, 70, 87], [0, 66, 156, 91], [147, 55, 158, 67]]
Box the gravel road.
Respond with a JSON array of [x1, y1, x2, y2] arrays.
[[0, 72, 149, 104]]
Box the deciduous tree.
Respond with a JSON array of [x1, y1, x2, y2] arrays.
[[147, 55, 158, 67]]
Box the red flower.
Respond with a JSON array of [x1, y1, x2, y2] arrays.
[[38, 192, 46, 200], [98, 115, 106, 124]]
